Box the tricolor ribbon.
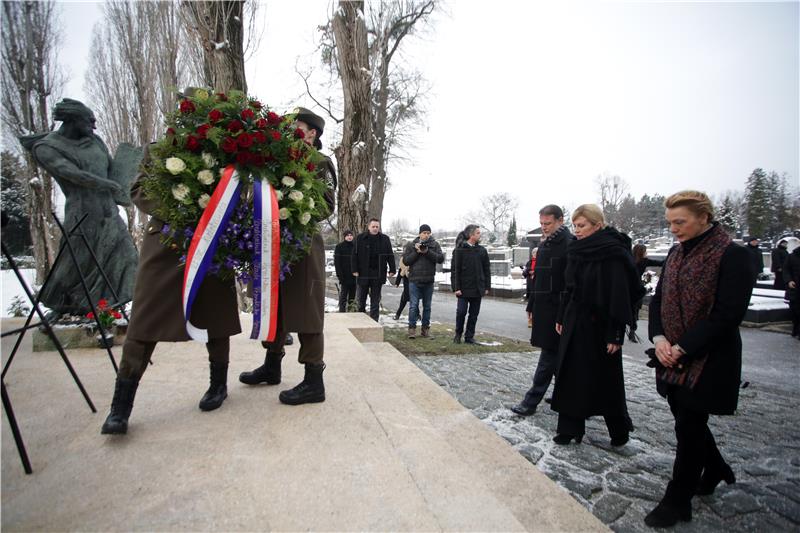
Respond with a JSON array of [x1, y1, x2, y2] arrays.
[[250, 178, 280, 342]]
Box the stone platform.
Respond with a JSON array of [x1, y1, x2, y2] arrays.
[[1, 314, 604, 532]]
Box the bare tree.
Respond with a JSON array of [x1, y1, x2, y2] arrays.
[[181, 0, 262, 93], [307, 0, 436, 237], [1, 0, 65, 283], [466, 192, 518, 242], [595, 173, 629, 227], [85, 0, 191, 247]]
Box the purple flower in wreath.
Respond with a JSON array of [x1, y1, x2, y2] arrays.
[[184, 227, 194, 239], [224, 256, 237, 270], [220, 236, 230, 246], [161, 224, 171, 235], [237, 240, 246, 250], [246, 241, 254, 250], [178, 254, 187, 264]]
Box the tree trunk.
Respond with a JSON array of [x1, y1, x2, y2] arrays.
[[332, 1, 373, 238], [183, 0, 247, 93]]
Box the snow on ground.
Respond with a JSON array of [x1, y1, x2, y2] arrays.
[[1, 268, 42, 318]]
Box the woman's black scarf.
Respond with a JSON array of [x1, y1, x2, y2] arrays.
[[564, 226, 645, 328]]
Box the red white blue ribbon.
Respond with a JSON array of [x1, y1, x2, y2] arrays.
[[183, 165, 242, 342], [250, 179, 280, 342]]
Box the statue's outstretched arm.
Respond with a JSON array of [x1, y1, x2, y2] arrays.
[[32, 144, 123, 195]]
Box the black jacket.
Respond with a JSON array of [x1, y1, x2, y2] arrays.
[[530, 226, 571, 351], [649, 234, 753, 415], [402, 237, 444, 284], [351, 232, 395, 285], [451, 242, 491, 298], [745, 243, 764, 282], [771, 247, 789, 274], [784, 248, 800, 301], [334, 240, 355, 284]]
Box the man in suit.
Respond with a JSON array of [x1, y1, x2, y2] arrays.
[[352, 218, 396, 321]]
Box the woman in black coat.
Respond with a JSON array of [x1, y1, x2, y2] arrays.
[[645, 191, 754, 528], [629, 244, 663, 342], [771, 240, 789, 290], [550, 204, 643, 446]]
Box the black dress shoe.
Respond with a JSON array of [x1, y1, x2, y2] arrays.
[[610, 433, 629, 446], [453, 335, 462, 344], [464, 338, 477, 345], [644, 500, 691, 528], [697, 463, 735, 495], [510, 403, 536, 416], [553, 434, 583, 445]]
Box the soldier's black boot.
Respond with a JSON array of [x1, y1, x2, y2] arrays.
[[199, 360, 228, 411], [101, 377, 139, 435], [279, 363, 326, 405], [238, 350, 284, 385]]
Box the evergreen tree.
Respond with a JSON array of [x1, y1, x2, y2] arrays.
[[717, 194, 738, 235], [0, 151, 32, 256], [506, 216, 518, 247], [744, 168, 772, 238]]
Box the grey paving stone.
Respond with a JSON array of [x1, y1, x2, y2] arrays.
[[706, 489, 762, 518], [767, 482, 800, 504], [592, 493, 632, 524], [763, 496, 800, 524]]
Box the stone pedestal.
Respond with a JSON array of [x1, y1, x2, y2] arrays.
[[31, 323, 127, 352]]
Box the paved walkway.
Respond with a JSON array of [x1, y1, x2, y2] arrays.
[[410, 347, 800, 532]]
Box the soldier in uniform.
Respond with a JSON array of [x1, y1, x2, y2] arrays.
[[239, 107, 336, 405]]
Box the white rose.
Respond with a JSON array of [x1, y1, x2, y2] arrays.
[[307, 198, 314, 209], [279, 207, 290, 220], [198, 193, 211, 208], [165, 157, 186, 175], [197, 170, 215, 185], [300, 212, 311, 225], [201, 152, 217, 168], [274, 190, 283, 201], [288, 190, 304, 202], [281, 176, 296, 187], [171, 183, 191, 202]]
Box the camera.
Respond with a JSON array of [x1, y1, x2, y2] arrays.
[[417, 241, 429, 251]]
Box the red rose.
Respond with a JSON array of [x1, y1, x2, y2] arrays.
[[112, 311, 122, 319], [267, 112, 281, 125], [227, 119, 244, 133], [216, 93, 228, 102], [87, 312, 95, 319], [196, 123, 211, 139], [294, 127, 305, 139], [179, 99, 195, 114], [208, 109, 223, 123], [166, 127, 176, 136], [98, 298, 108, 308], [251, 154, 266, 167], [306, 162, 316, 171], [237, 133, 254, 148], [241, 108, 255, 121], [253, 131, 266, 144], [236, 151, 252, 165], [221, 137, 238, 153], [270, 130, 281, 141], [186, 135, 201, 152], [255, 118, 268, 129], [250, 100, 263, 110]]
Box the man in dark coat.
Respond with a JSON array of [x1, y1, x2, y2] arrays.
[[510, 205, 572, 416], [451, 225, 491, 344], [334, 230, 356, 312], [783, 245, 800, 337], [101, 149, 242, 435], [402, 224, 445, 338], [771, 240, 789, 290], [745, 236, 764, 285], [239, 107, 336, 406], [352, 219, 396, 321]]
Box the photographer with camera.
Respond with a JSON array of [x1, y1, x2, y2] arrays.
[[402, 224, 445, 338]]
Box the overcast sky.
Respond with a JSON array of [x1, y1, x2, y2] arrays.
[[59, 0, 799, 233]]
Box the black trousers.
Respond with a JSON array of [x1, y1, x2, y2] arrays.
[[455, 296, 481, 340], [521, 348, 558, 408], [395, 277, 409, 318], [556, 412, 629, 440], [118, 337, 230, 381], [261, 297, 324, 365], [789, 300, 800, 335], [338, 280, 357, 312], [664, 394, 727, 505], [357, 278, 384, 322]]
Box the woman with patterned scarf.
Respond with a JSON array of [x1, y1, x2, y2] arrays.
[[550, 204, 644, 446], [645, 191, 754, 528]]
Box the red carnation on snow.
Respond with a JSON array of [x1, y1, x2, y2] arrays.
[[241, 108, 255, 121], [266, 112, 281, 126], [237, 133, 254, 149], [208, 109, 223, 123], [227, 119, 244, 133], [179, 99, 195, 114], [221, 137, 238, 154]]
